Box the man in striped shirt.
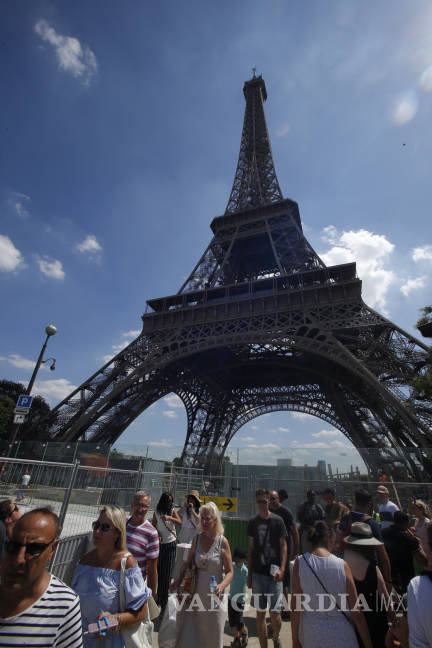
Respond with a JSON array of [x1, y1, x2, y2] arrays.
[[126, 491, 159, 595], [0, 507, 83, 647]]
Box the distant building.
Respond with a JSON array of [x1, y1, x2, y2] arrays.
[[277, 458, 293, 466], [223, 459, 329, 518]]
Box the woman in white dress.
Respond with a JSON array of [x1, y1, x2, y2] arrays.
[[291, 520, 372, 648], [172, 502, 234, 648], [177, 490, 201, 544]]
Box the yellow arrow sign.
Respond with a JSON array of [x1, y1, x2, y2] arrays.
[[201, 495, 237, 513]]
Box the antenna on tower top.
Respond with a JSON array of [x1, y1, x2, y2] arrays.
[[252, 66, 257, 78]]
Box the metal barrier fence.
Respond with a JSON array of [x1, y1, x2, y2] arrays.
[[2, 453, 432, 583], [2, 455, 431, 528], [49, 532, 92, 585]]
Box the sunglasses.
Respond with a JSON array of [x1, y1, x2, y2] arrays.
[[4, 537, 56, 557], [257, 499, 268, 504], [92, 520, 113, 532]]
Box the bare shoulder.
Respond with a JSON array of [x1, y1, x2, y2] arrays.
[[79, 549, 97, 565], [221, 535, 230, 549]]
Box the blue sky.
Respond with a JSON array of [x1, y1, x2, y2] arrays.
[[1, 1, 432, 470]]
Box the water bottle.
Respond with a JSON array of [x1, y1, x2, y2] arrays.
[[209, 575, 217, 594]]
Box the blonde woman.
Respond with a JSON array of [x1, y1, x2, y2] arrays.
[[72, 505, 151, 647], [172, 501, 234, 648]]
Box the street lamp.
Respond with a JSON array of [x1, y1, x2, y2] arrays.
[[8, 324, 57, 453]]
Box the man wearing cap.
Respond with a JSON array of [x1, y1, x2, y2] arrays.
[[126, 491, 159, 595], [377, 485, 399, 529]]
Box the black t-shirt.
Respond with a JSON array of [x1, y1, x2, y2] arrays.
[[0, 520, 5, 563], [297, 501, 324, 527], [247, 512, 287, 575], [382, 525, 419, 579], [271, 506, 294, 553]]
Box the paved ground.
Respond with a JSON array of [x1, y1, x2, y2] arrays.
[[152, 592, 293, 648]]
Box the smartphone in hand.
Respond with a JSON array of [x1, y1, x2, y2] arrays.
[[88, 616, 119, 634]]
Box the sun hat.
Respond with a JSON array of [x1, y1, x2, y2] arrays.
[[186, 490, 202, 504], [377, 485, 389, 494], [345, 521, 383, 546]]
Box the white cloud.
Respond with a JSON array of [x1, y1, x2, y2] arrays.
[[33, 378, 77, 405], [99, 330, 141, 364], [251, 425, 258, 431], [122, 330, 141, 338], [412, 245, 432, 262], [245, 443, 281, 450], [36, 256, 65, 280], [0, 235, 25, 272], [162, 410, 178, 419], [320, 227, 395, 311], [400, 277, 427, 297], [164, 394, 183, 408], [13, 192, 31, 219], [312, 429, 343, 439], [276, 123, 290, 137], [35, 20, 98, 85], [391, 91, 418, 125], [277, 426, 290, 433], [0, 354, 49, 370], [112, 341, 129, 352], [76, 235, 102, 255], [292, 439, 349, 449], [148, 439, 173, 447], [238, 436, 255, 442], [291, 412, 311, 421]]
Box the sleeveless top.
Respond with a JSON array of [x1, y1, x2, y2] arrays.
[[155, 511, 176, 544], [195, 533, 224, 582]]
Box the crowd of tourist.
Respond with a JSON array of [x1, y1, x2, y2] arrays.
[[0, 483, 432, 647]]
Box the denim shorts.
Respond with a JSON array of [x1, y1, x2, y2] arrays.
[[251, 573, 283, 612]]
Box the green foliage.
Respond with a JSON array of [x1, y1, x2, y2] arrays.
[[417, 305, 432, 327], [411, 353, 432, 400], [0, 379, 54, 442]]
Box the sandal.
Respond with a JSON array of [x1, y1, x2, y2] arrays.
[[240, 628, 248, 647]]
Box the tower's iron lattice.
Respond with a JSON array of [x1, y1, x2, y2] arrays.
[[36, 73, 432, 479]]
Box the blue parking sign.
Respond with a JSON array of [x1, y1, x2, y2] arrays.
[[17, 395, 33, 409]]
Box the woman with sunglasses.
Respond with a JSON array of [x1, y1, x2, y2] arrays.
[[72, 505, 151, 647]]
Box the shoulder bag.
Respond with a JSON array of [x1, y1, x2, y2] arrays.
[[119, 553, 153, 648], [302, 553, 353, 625]]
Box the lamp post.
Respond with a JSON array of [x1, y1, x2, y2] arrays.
[[8, 324, 57, 454]]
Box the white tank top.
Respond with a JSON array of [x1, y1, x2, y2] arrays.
[[155, 511, 176, 544]]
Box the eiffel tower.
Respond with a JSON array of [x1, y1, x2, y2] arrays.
[[39, 72, 432, 480]]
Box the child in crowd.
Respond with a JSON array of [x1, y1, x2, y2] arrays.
[[228, 547, 249, 648]]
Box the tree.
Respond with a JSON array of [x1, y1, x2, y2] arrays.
[[411, 307, 432, 400], [0, 380, 54, 443]]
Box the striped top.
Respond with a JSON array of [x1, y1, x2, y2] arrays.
[[126, 518, 159, 578], [0, 574, 83, 647]]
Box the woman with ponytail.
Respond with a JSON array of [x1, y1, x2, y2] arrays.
[[291, 520, 372, 648]]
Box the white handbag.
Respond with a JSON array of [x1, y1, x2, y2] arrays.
[[119, 553, 153, 648]]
